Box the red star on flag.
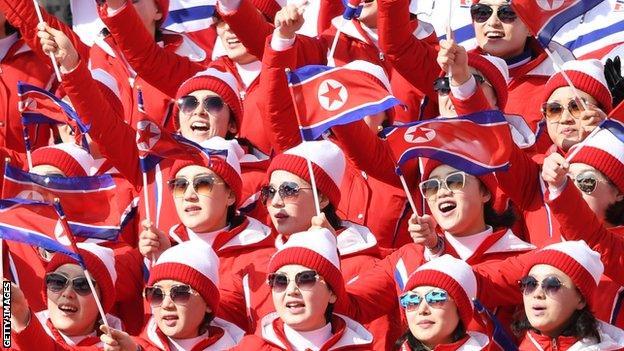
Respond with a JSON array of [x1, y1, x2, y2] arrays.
[[405, 127, 430, 142], [321, 82, 344, 109], [137, 123, 159, 149]]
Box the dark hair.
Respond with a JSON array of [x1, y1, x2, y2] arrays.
[[322, 203, 343, 230], [227, 205, 241, 226], [512, 306, 600, 342], [5, 22, 16, 36], [479, 182, 516, 229], [324, 303, 335, 325], [395, 321, 466, 350], [606, 198, 624, 226], [198, 312, 216, 335]]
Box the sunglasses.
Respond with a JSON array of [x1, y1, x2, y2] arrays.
[[260, 182, 312, 204], [470, 3, 517, 24], [167, 175, 224, 198], [572, 171, 611, 195], [144, 285, 196, 307], [419, 171, 467, 199], [399, 290, 449, 312], [45, 272, 95, 296], [541, 98, 588, 122], [267, 270, 320, 293], [434, 74, 486, 96], [177, 95, 225, 115], [518, 276, 565, 297]]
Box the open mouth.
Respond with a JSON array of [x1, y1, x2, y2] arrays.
[[190, 121, 210, 133], [58, 304, 78, 314], [437, 201, 457, 214], [184, 205, 202, 213], [225, 37, 241, 46], [285, 301, 306, 313], [485, 31, 505, 39], [161, 315, 179, 327]]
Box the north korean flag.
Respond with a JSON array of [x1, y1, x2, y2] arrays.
[[136, 119, 227, 172], [0, 198, 84, 264], [287, 60, 402, 141], [381, 110, 512, 175], [2, 165, 134, 242], [511, 0, 604, 47]]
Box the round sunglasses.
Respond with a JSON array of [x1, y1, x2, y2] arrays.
[[518, 276, 566, 297], [260, 182, 312, 204], [45, 272, 96, 296], [267, 270, 321, 293], [144, 285, 196, 307], [177, 95, 225, 115], [167, 175, 224, 198], [541, 98, 588, 122], [470, 3, 517, 24], [572, 170, 611, 195], [418, 171, 467, 199], [399, 289, 449, 312], [433, 74, 486, 96]]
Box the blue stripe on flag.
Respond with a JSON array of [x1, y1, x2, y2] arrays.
[[393, 268, 405, 291], [287, 65, 335, 85], [0, 223, 83, 264], [473, 299, 518, 351], [538, 0, 604, 46], [438, 23, 476, 44], [163, 5, 215, 28], [5, 164, 116, 191], [601, 119, 624, 141], [396, 147, 510, 175], [68, 222, 120, 241], [300, 97, 401, 141], [21, 113, 65, 126], [563, 19, 624, 51]]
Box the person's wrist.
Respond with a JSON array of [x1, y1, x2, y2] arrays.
[[426, 235, 444, 254]]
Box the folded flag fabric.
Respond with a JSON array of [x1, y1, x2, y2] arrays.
[[381, 110, 512, 175], [287, 60, 402, 141], [2, 164, 134, 242], [0, 198, 83, 264]]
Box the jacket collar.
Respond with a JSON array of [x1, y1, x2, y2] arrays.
[[36, 309, 122, 347], [336, 221, 379, 257], [444, 228, 534, 263], [260, 312, 373, 350], [401, 331, 490, 350], [145, 316, 244, 351], [169, 216, 274, 252]]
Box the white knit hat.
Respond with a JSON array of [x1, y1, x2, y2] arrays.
[[149, 240, 221, 312], [403, 255, 477, 326], [268, 228, 344, 298], [543, 59, 612, 113], [46, 243, 117, 312], [31, 143, 96, 176], [169, 136, 244, 205], [525, 240, 604, 302], [569, 126, 624, 193], [267, 140, 346, 206]]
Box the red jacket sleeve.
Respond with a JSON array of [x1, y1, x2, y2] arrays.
[[218, 0, 274, 60], [377, 0, 441, 102], [61, 61, 143, 186], [450, 85, 493, 115], [259, 39, 303, 153], [97, 3, 204, 97], [547, 181, 624, 286], [473, 254, 527, 309], [331, 121, 403, 187], [0, 0, 90, 67], [495, 142, 543, 211], [318, 0, 344, 34]]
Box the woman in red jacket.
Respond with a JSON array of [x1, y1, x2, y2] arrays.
[[398, 255, 491, 350], [233, 228, 374, 350], [9, 244, 123, 350], [475, 241, 624, 350], [101, 240, 244, 351]]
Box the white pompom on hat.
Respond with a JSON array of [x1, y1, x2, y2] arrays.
[[525, 240, 604, 302], [149, 240, 221, 313], [267, 140, 346, 207], [268, 228, 344, 299], [403, 255, 477, 326]]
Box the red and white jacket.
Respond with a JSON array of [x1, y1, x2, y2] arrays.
[[517, 321, 624, 351], [399, 331, 491, 351], [11, 309, 123, 350], [231, 313, 374, 350], [135, 316, 244, 351]]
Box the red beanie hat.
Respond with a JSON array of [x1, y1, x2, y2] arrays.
[[269, 228, 344, 299], [524, 241, 603, 303], [31, 143, 95, 177], [173, 68, 243, 131], [543, 59, 613, 113], [169, 137, 243, 206], [149, 240, 220, 313], [403, 255, 477, 327], [45, 243, 117, 313], [267, 140, 345, 207], [249, 0, 281, 22], [568, 126, 624, 193], [467, 53, 509, 110]]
